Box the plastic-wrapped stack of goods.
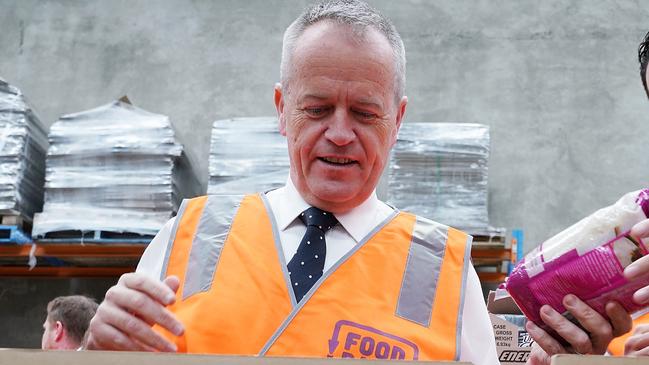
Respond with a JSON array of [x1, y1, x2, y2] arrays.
[[387, 123, 493, 236], [32, 99, 202, 241], [208, 117, 289, 195], [0, 78, 48, 220]]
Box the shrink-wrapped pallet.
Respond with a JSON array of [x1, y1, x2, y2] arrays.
[[387, 123, 491, 235], [0, 78, 48, 219], [32, 99, 201, 239], [208, 117, 289, 195]]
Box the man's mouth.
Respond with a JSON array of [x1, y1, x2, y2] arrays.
[[319, 157, 357, 165]]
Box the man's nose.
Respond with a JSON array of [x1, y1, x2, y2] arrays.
[[324, 109, 355, 146]]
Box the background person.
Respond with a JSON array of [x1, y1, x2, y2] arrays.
[[607, 31, 649, 357], [41, 295, 98, 350]]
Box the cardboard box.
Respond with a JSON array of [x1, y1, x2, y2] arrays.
[[0, 348, 469, 365], [551, 354, 649, 365], [487, 291, 533, 365]]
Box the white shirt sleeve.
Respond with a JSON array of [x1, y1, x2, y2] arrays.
[[459, 265, 499, 365], [136, 216, 176, 280]]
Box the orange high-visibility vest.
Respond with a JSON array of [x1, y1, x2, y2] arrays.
[[154, 194, 472, 361], [608, 312, 649, 356]]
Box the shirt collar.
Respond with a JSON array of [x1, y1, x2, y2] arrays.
[[272, 177, 386, 243]]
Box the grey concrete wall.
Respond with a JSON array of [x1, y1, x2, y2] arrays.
[[0, 0, 648, 347]]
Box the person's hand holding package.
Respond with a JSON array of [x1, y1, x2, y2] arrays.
[[506, 190, 649, 365], [624, 218, 649, 303], [618, 218, 649, 356], [85, 273, 185, 351], [525, 293, 632, 364]]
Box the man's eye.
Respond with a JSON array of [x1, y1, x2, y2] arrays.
[[354, 110, 376, 120], [304, 107, 328, 117]]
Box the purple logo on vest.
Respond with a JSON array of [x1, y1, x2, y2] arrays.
[[326, 320, 419, 360]]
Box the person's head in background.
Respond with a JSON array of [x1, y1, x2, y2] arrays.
[[42, 295, 98, 350], [639, 30, 649, 98], [275, 0, 408, 213]]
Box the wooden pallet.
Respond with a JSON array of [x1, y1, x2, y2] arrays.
[[0, 210, 33, 232], [36, 230, 154, 244], [0, 211, 33, 244]]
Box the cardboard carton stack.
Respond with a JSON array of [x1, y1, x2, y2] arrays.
[[32, 99, 201, 239], [208, 117, 289, 194], [387, 123, 493, 236], [0, 79, 48, 219]]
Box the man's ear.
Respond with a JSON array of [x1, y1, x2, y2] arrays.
[[54, 321, 65, 342], [391, 96, 408, 145], [274, 83, 287, 136]]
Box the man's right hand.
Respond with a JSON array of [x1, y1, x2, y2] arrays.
[[85, 273, 185, 352]]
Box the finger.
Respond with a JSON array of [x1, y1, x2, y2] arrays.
[[605, 301, 632, 337], [526, 319, 566, 357], [631, 219, 649, 240], [633, 285, 649, 305], [625, 254, 649, 282], [105, 284, 184, 336], [527, 342, 552, 365], [164, 275, 181, 293], [634, 324, 649, 335], [562, 295, 612, 354], [87, 314, 150, 351], [99, 301, 178, 352], [625, 333, 649, 356], [539, 303, 593, 355], [633, 346, 649, 356], [118, 272, 177, 306]]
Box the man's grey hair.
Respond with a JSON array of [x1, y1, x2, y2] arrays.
[[280, 0, 406, 101]]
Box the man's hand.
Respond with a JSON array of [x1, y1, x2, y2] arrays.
[[625, 324, 649, 356], [525, 296, 632, 365], [85, 273, 185, 352], [624, 219, 649, 304]]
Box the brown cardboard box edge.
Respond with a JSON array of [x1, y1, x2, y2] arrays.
[[0, 349, 469, 364], [551, 354, 649, 365], [486, 291, 522, 315]]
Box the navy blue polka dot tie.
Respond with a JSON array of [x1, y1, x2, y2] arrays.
[[287, 206, 338, 302]]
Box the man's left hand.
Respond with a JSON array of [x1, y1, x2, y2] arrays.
[[624, 219, 649, 304], [525, 296, 632, 365], [625, 324, 649, 356]]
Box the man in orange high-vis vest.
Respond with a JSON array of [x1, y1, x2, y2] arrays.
[[85, 2, 645, 365], [606, 31, 649, 358], [85, 2, 496, 362]]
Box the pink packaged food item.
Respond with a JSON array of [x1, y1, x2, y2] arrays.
[[505, 189, 649, 338]]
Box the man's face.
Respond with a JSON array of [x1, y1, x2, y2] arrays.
[[41, 316, 55, 350], [275, 21, 407, 213]]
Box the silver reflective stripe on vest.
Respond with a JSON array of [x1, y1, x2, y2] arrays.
[[182, 195, 243, 300], [455, 233, 473, 361], [159, 199, 189, 281], [396, 217, 448, 327]]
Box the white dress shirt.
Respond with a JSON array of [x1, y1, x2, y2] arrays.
[[136, 179, 498, 365]]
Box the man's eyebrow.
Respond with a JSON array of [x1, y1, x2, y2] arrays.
[[356, 98, 384, 110], [298, 93, 330, 103]]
